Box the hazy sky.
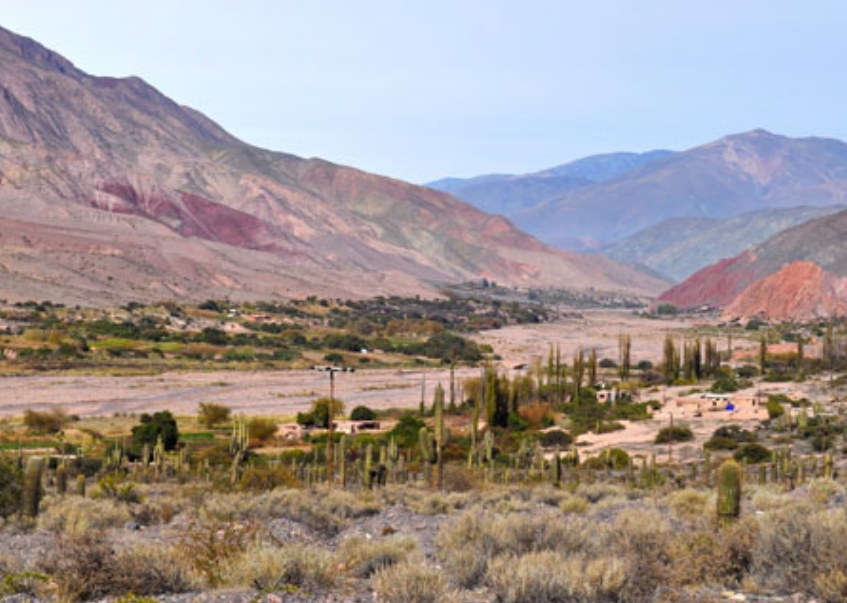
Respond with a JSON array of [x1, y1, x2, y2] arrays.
[[2, 1, 845, 183]]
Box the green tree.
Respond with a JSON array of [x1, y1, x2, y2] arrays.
[[131, 411, 179, 454], [198, 403, 231, 428]]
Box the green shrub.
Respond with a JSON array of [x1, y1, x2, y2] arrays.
[[350, 405, 377, 421], [540, 429, 572, 448], [733, 443, 772, 464], [766, 397, 786, 419], [197, 403, 231, 428], [655, 425, 694, 444]]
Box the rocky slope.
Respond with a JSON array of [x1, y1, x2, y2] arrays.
[[602, 206, 842, 282], [0, 25, 665, 305], [659, 207, 847, 319], [519, 130, 847, 250]]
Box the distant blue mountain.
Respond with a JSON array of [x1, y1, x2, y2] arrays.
[[426, 150, 673, 218]]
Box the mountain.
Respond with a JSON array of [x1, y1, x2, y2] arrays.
[[659, 208, 847, 319], [602, 206, 843, 282], [426, 150, 672, 219], [518, 130, 847, 250], [0, 25, 666, 306]]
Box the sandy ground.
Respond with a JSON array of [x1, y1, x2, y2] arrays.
[[0, 366, 477, 419], [0, 310, 769, 421], [473, 309, 745, 368], [576, 378, 838, 462]]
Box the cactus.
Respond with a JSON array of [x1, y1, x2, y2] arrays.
[[75, 473, 86, 497], [56, 464, 68, 496], [716, 460, 742, 528], [22, 457, 44, 518], [551, 450, 562, 486], [229, 415, 249, 485], [433, 383, 445, 490], [364, 443, 374, 489], [339, 435, 348, 487]]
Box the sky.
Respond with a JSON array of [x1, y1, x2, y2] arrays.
[[2, 1, 845, 183]]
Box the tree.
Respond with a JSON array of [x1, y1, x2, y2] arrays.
[[350, 405, 377, 421], [131, 411, 179, 454], [296, 397, 344, 429], [198, 403, 231, 428], [23, 408, 69, 434]]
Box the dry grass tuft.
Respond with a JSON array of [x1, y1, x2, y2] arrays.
[[221, 542, 336, 592], [372, 560, 462, 603], [37, 495, 132, 534], [486, 552, 626, 603], [337, 534, 418, 578]]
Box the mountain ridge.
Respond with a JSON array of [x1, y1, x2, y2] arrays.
[[659, 207, 847, 319], [0, 24, 665, 305]]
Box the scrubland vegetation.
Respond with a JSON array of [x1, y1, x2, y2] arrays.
[[2, 306, 847, 602]]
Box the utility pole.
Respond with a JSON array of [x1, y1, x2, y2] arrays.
[[312, 365, 354, 486]]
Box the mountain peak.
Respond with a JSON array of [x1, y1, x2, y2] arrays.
[[0, 25, 81, 77]]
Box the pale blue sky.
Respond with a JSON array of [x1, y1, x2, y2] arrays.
[[2, 1, 845, 183]]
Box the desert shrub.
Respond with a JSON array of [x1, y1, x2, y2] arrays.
[[754, 505, 847, 599], [666, 517, 758, 588], [667, 489, 711, 522], [609, 507, 673, 601], [437, 508, 594, 588], [766, 396, 787, 419], [247, 417, 278, 443], [576, 482, 630, 504], [39, 533, 193, 602], [198, 488, 379, 536], [95, 474, 143, 503], [296, 397, 344, 429], [237, 464, 298, 491], [705, 436, 740, 451], [177, 518, 261, 586], [197, 403, 231, 428], [486, 552, 626, 603], [388, 413, 425, 448], [338, 534, 418, 578], [540, 429, 572, 448], [350, 405, 377, 421], [559, 493, 590, 515], [711, 373, 739, 393], [372, 560, 460, 603], [23, 408, 70, 433], [655, 425, 694, 444], [37, 495, 132, 534], [808, 478, 844, 506], [221, 542, 335, 592], [733, 443, 772, 464]]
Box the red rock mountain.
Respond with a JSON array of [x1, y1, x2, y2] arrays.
[[659, 207, 847, 320], [0, 26, 664, 305]]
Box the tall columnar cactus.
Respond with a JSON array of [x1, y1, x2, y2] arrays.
[[433, 383, 445, 490], [483, 430, 494, 470], [56, 464, 68, 496], [76, 474, 86, 497], [22, 457, 44, 519], [229, 415, 249, 485], [551, 450, 562, 487], [364, 442, 374, 489], [716, 460, 742, 528], [339, 435, 348, 488]]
